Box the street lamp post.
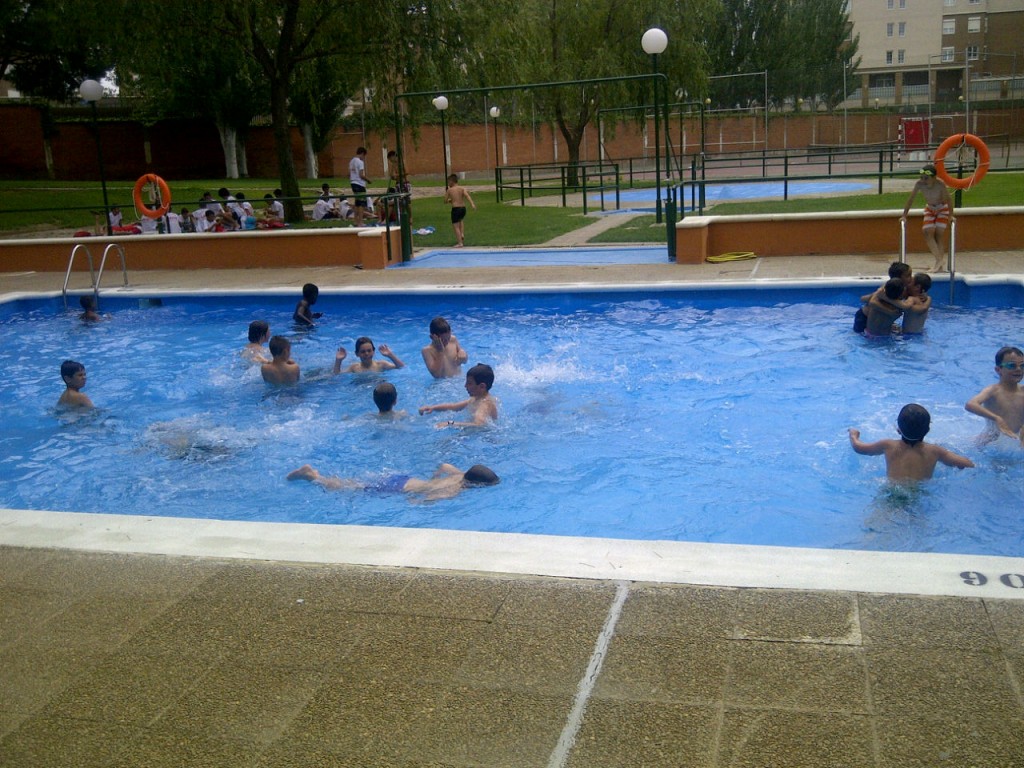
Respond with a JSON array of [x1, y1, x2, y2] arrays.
[[488, 106, 501, 169], [642, 27, 668, 223], [432, 95, 450, 184], [80, 79, 112, 236]]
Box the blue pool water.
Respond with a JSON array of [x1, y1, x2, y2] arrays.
[[592, 180, 873, 211], [1, 282, 1021, 556], [395, 246, 668, 269]]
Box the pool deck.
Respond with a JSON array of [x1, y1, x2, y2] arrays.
[[3, 250, 1024, 766]]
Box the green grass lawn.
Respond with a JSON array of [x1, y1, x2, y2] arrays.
[[1, 171, 1020, 246]]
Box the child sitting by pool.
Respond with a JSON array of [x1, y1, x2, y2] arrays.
[[286, 462, 499, 501], [900, 272, 932, 334], [421, 316, 468, 379], [964, 346, 1024, 446], [294, 283, 322, 327], [261, 336, 300, 386], [57, 360, 94, 409], [372, 382, 406, 418], [848, 403, 974, 482], [333, 337, 405, 373], [419, 363, 498, 428], [242, 320, 271, 363]]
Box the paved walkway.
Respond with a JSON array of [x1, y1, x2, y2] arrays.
[[2, 252, 1024, 766]]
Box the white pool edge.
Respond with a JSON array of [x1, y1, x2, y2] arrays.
[[2, 508, 1022, 600]]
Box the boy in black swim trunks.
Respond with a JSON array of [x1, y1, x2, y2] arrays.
[[286, 462, 498, 501], [444, 174, 476, 247]]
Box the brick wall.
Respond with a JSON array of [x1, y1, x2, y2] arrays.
[[0, 103, 1019, 182]]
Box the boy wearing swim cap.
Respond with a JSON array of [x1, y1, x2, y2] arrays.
[[901, 164, 954, 273], [849, 403, 974, 482]]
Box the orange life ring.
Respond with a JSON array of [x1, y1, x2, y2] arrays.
[[133, 174, 172, 219], [933, 133, 989, 190]]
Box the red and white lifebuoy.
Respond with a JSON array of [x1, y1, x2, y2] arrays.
[[133, 173, 172, 218], [933, 133, 990, 190]]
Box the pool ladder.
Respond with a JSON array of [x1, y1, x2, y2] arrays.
[[62, 242, 129, 309], [898, 217, 958, 304]]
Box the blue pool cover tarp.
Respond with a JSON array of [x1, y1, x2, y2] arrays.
[[594, 180, 873, 212]]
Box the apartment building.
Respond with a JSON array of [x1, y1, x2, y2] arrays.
[[845, 0, 1024, 107]]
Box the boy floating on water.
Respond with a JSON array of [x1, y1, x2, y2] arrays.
[[964, 346, 1024, 446], [849, 403, 974, 482], [287, 462, 499, 501], [901, 164, 954, 273], [419, 363, 498, 428], [57, 360, 94, 409]]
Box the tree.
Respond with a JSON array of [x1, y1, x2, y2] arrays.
[[0, 0, 113, 100], [705, 0, 859, 111], [471, 0, 716, 184], [705, 0, 787, 109], [289, 56, 361, 179], [109, 3, 264, 179], [215, 0, 465, 221]]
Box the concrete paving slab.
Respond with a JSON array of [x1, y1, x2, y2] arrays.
[[715, 710, 877, 768]]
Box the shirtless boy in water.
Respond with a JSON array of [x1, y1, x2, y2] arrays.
[[863, 279, 906, 337], [902, 164, 954, 273], [57, 360, 94, 409], [333, 337, 405, 373], [965, 346, 1024, 445], [421, 316, 468, 378], [287, 462, 499, 501], [261, 336, 300, 385], [419, 363, 498, 428], [849, 403, 974, 482], [242, 320, 271, 363]]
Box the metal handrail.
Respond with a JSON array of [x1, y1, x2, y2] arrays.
[[96, 243, 129, 302], [62, 243, 96, 309]]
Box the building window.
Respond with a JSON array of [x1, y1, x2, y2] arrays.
[[944, 0, 955, 5], [967, 16, 981, 33], [968, 0, 980, 4], [899, 0, 905, 7], [941, 47, 955, 62], [898, 50, 905, 64], [943, 18, 955, 35], [887, 22, 894, 36], [887, 0, 894, 8], [898, 21, 906, 36], [967, 45, 979, 60], [886, 50, 893, 65]]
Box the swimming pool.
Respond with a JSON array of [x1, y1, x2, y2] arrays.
[[591, 180, 874, 212], [1, 280, 1021, 558]]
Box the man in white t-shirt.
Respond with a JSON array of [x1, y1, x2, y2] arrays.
[[349, 147, 370, 227]]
